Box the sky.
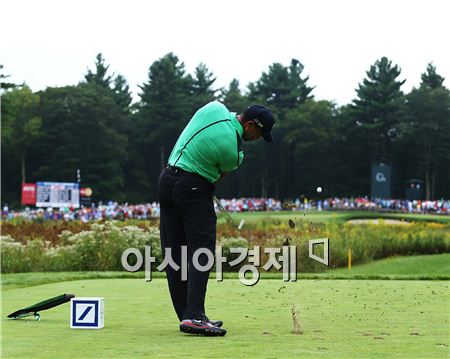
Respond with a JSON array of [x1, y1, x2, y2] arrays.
[[2, 0, 449, 106]]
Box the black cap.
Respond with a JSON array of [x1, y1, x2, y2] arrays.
[[243, 105, 275, 143]]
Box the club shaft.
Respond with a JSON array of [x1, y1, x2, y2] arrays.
[[213, 196, 240, 231]]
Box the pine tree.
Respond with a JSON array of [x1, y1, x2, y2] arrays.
[[420, 63, 445, 90], [136, 53, 192, 198], [190, 63, 217, 109], [405, 65, 450, 199], [352, 56, 406, 161], [84, 53, 113, 88]]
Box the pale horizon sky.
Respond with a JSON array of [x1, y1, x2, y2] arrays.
[[2, 0, 449, 106]]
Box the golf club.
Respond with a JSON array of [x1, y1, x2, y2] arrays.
[[213, 196, 244, 231]]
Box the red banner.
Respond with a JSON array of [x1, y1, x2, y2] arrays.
[[21, 183, 37, 205]]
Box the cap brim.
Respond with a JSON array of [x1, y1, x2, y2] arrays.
[[262, 130, 274, 143]]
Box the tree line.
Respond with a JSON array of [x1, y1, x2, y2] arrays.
[[1, 54, 449, 206]]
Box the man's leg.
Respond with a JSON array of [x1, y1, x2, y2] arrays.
[[158, 170, 188, 321], [173, 175, 216, 320]]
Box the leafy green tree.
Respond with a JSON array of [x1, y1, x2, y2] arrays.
[[249, 58, 313, 113], [222, 79, 247, 111], [1, 86, 42, 187], [246, 59, 314, 198], [136, 53, 192, 199], [351, 57, 406, 161], [404, 66, 450, 199], [421, 63, 444, 89], [84, 54, 132, 111], [332, 104, 371, 196], [33, 83, 128, 201], [0, 64, 20, 91], [82, 54, 136, 199], [112, 74, 133, 113], [84, 53, 113, 88], [283, 100, 339, 197], [190, 63, 217, 109]]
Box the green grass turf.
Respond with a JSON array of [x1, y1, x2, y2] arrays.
[[330, 253, 450, 276], [217, 210, 450, 225], [1, 278, 449, 358], [2, 254, 449, 290]]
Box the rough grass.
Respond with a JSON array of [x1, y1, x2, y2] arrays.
[[2, 210, 448, 245], [1, 278, 449, 358]]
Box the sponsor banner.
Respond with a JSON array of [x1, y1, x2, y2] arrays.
[[36, 182, 80, 208], [21, 183, 37, 205]]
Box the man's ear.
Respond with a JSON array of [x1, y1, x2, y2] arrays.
[[243, 121, 253, 131]]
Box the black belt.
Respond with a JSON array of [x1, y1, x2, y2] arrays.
[[166, 165, 195, 176], [166, 166, 214, 188]]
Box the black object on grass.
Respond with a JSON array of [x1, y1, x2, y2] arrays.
[[7, 293, 75, 320], [283, 237, 291, 246], [288, 219, 296, 228]]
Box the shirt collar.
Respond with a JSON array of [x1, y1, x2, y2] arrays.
[[230, 112, 244, 138]]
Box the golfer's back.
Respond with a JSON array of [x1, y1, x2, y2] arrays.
[[167, 101, 244, 183]]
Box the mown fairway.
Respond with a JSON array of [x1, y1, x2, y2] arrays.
[[2, 277, 449, 358], [217, 210, 450, 225]]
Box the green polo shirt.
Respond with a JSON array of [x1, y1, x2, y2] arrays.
[[167, 101, 244, 183]]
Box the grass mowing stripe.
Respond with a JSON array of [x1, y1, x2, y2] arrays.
[[2, 279, 449, 358]]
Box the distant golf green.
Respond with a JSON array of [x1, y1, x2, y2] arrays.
[[217, 210, 450, 225], [2, 278, 449, 358]]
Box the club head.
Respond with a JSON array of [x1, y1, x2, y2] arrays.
[[237, 219, 245, 231]]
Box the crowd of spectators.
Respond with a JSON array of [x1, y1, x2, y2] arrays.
[[218, 197, 450, 214], [1, 202, 160, 222], [2, 197, 449, 222]]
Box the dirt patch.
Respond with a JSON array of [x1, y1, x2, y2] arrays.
[[347, 219, 412, 226]]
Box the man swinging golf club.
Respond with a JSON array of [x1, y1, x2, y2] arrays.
[[158, 101, 275, 336]]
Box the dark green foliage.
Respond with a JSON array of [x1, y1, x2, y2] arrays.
[[84, 53, 113, 88], [401, 67, 450, 199], [1, 55, 449, 205], [31, 83, 128, 201], [190, 63, 218, 109], [351, 57, 406, 159], [134, 52, 193, 199], [0, 64, 20, 91], [421, 63, 445, 89], [1, 86, 42, 203]]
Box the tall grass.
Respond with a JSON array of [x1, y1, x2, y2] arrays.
[[1, 219, 449, 273]]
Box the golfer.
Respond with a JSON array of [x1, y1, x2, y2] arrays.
[[157, 101, 275, 336]]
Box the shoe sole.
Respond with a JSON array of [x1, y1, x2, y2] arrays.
[[209, 321, 223, 328], [180, 324, 226, 337]]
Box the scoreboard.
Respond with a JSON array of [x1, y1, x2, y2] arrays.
[[36, 182, 80, 208]]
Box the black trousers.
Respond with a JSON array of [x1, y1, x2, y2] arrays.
[[157, 167, 216, 321]]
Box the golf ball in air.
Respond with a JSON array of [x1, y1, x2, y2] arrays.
[[316, 186, 322, 193]]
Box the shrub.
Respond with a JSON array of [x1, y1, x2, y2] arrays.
[[1, 222, 161, 273], [1, 220, 449, 273]]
